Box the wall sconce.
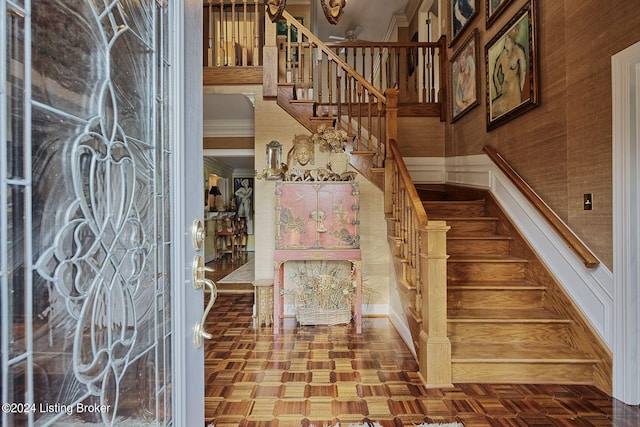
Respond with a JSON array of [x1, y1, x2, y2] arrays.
[[258, 140, 285, 180]]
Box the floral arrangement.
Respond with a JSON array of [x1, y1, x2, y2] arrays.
[[312, 124, 352, 153], [285, 261, 361, 325]]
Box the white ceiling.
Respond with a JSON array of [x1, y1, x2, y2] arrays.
[[314, 0, 410, 43]]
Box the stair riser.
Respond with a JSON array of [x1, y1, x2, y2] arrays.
[[423, 202, 485, 217], [452, 362, 594, 384], [448, 289, 543, 309], [447, 323, 572, 345], [446, 220, 498, 236], [447, 239, 511, 256], [448, 262, 526, 281]]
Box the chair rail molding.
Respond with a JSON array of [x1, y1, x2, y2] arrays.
[[612, 40, 640, 405]]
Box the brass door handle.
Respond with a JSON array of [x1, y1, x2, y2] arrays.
[[192, 255, 217, 349], [193, 277, 217, 349]]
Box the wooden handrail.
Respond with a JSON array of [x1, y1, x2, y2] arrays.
[[389, 139, 428, 227], [280, 11, 386, 102], [483, 145, 600, 268]]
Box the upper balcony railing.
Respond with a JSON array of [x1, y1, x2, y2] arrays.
[[203, 0, 263, 68], [202, 1, 447, 119]]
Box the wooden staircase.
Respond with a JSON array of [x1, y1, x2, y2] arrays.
[[276, 82, 386, 190], [418, 185, 611, 388]]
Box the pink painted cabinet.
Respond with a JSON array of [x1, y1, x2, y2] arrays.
[[275, 182, 360, 250]]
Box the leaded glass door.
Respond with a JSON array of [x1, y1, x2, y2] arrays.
[[1, 1, 204, 426]]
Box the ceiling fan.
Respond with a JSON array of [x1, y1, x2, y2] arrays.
[[328, 25, 363, 42]]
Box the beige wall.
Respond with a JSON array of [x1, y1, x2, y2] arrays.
[[443, 0, 640, 269]]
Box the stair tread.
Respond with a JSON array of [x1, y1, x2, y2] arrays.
[[448, 255, 528, 263], [423, 200, 484, 204], [448, 235, 511, 240], [433, 216, 499, 221], [448, 307, 566, 321], [448, 280, 546, 290], [452, 342, 598, 362]]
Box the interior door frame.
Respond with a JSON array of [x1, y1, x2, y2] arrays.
[[172, 0, 205, 424], [612, 40, 640, 405]]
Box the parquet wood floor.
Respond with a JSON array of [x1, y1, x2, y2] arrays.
[[204, 294, 640, 427]]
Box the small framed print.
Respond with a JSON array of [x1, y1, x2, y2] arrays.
[[450, 29, 480, 122]]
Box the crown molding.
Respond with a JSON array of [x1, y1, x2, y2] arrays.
[[203, 119, 254, 137]]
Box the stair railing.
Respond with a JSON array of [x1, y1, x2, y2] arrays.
[[483, 145, 600, 268], [385, 139, 452, 387], [203, 0, 262, 67], [325, 38, 446, 106], [273, 11, 389, 168]]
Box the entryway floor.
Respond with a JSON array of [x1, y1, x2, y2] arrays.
[[204, 293, 640, 426]]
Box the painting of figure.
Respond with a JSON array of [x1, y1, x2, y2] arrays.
[[486, 0, 538, 130], [451, 30, 479, 121]]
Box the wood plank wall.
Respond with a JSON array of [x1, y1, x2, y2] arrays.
[[440, 0, 640, 269]]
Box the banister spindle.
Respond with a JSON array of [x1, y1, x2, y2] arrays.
[[356, 83, 363, 150], [367, 93, 373, 152], [219, 0, 225, 65], [422, 46, 427, 102], [286, 22, 292, 82], [327, 60, 333, 118], [298, 37, 306, 89], [208, 1, 213, 67], [242, 0, 248, 66], [231, 0, 236, 66], [377, 97, 383, 167], [430, 47, 436, 102], [254, 0, 259, 66], [336, 66, 342, 127], [347, 76, 353, 136], [317, 53, 323, 112]]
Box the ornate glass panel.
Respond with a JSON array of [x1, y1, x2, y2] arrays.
[[1, 1, 173, 425]]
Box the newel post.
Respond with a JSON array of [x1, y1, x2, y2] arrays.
[[263, 10, 278, 97], [418, 220, 452, 387]]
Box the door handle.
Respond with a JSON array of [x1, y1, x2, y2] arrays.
[[193, 278, 217, 348], [192, 255, 217, 349]]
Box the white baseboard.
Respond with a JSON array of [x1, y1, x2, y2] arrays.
[[388, 307, 417, 358]]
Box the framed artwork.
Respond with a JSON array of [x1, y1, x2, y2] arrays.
[[486, 0, 515, 28], [485, 0, 538, 131], [450, 0, 478, 47], [233, 177, 254, 234], [450, 29, 480, 122]]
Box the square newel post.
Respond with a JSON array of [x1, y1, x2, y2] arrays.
[[418, 220, 452, 387], [263, 11, 278, 97]]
